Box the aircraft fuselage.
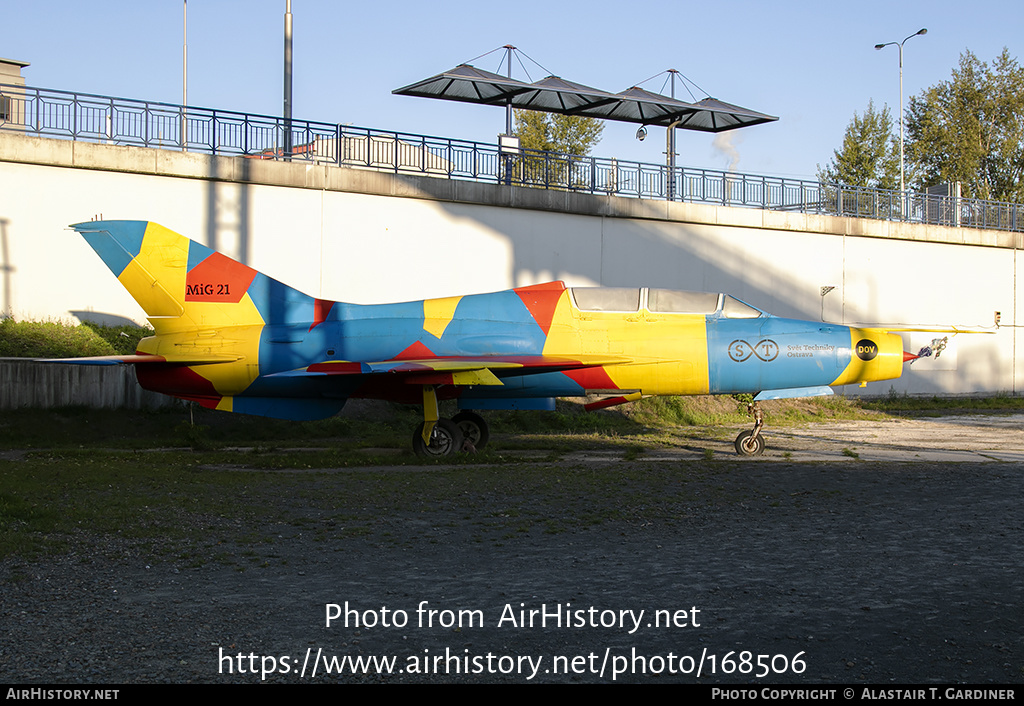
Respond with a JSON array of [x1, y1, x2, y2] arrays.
[[133, 286, 904, 414]]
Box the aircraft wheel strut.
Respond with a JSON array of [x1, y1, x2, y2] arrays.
[[735, 430, 766, 456], [412, 419, 464, 459], [452, 411, 489, 451]]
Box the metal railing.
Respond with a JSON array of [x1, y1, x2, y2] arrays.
[[2, 83, 1021, 233]]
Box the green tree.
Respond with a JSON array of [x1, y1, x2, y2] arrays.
[[513, 110, 605, 156], [905, 48, 1024, 202], [818, 100, 900, 189], [511, 110, 605, 188]]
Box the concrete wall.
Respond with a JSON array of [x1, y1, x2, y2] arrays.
[[0, 132, 1019, 397], [0, 359, 176, 410]]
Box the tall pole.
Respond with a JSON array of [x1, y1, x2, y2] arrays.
[[504, 44, 513, 135], [284, 0, 293, 159], [503, 45, 514, 185], [667, 69, 678, 201], [182, 0, 188, 150], [875, 28, 927, 196]]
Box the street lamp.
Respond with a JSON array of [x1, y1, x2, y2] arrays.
[[182, 0, 187, 150], [875, 28, 927, 196], [284, 0, 293, 160]]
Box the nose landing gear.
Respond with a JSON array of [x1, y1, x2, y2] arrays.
[[734, 401, 765, 456]]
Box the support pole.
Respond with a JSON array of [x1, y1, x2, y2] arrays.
[[283, 0, 293, 160], [182, 0, 188, 151]]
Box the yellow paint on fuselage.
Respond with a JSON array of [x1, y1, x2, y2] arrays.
[[831, 327, 904, 386], [125, 223, 265, 396], [542, 293, 711, 395], [137, 322, 263, 395], [422, 295, 463, 339]]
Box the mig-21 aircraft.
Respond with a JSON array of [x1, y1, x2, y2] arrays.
[[59, 220, 944, 458]]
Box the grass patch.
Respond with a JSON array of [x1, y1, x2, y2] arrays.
[[80, 322, 154, 355], [0, 394, 1017, 561], [863, 392, 1024, 414], [0, 394, 1008, 460], [627, 394, 876, 429], [0, 318, 154, 358], [0, 319, 114, 357], [0, 450, 728, 560], [480, 399, 643, 436], [0, 405, 385, 451], [628, 395, 746, 426], [0, 453, 253, 557]]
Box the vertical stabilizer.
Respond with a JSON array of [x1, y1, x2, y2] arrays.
[[72, 220, 317, 332]]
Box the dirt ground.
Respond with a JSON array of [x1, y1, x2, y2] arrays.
[[1, 413, 1022, 684]]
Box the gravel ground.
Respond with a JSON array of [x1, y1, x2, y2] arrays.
[[1, 415, 1022, 684]]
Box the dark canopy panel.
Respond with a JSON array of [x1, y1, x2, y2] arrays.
[[513, 76, 619, 114], [394, 65, 777, 133], [680, 97, 778, 132], [394, 64, 534, 106], [573, 86, 703, 127]]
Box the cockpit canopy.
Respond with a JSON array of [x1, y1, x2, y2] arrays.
[[569, 287, 764, 318]]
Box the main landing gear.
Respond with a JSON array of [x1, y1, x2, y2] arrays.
[[734, 401, 766, 456], [412, 418, 464, 459], [452, 410, 490, 451], [412, 386, 490, 459]]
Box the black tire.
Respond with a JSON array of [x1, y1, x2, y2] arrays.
[[452, 411, 489, 450], [412, 419, 464, 459], [734, 430, 766, 456]]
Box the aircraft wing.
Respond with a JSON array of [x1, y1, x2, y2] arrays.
[[268, 354, 633, 386], [848, 324, 997, 334], [37, 353, 242, 365]]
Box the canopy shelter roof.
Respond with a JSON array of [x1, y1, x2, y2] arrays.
[[393, 63, 777, 133], [681, 97, 778, 132], [394, 64, 533, 107], [514, 75, 619, 114]]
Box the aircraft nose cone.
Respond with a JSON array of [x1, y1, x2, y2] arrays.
[[903, 350, 920, 363]]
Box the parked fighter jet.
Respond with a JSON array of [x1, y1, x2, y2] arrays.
[[64, 220, 937, 458]]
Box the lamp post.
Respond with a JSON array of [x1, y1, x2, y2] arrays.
[[182, 0, 187, 151], [666, 69, 679, 201], [874, 28, 927, 196], [284, 0, 293, 160], [501, 45, 515, 185]]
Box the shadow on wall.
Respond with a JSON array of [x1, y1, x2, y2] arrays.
[[0, 218, 14, 318], [391, 175, 1011, 396], [205, 152, 251, 267], [419, 190, 827, 323]]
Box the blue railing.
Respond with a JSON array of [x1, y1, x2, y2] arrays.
[[1, 83, 1021, 232]]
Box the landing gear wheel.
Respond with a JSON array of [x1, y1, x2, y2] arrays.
[[412, 419, 464, 459], [452, 411, 489, 451], [735, 430, 765, 456]]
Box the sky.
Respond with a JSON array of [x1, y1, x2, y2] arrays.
[[3, 0, 1020, 181]]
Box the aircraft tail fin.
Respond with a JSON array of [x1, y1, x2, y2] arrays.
[[72, 220, 318, 332]]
